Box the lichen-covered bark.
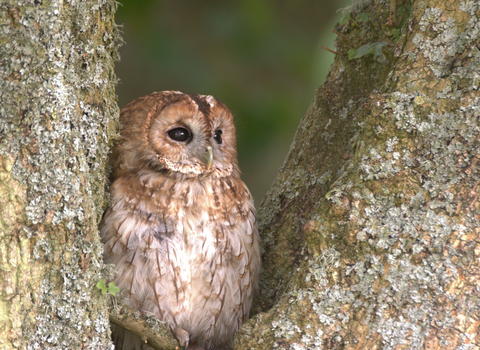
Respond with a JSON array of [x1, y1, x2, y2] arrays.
[[253, 1, 394, 314], [109, 301, 180, 349], [238, 0, 480, 349], [0, 0, 120, 348]]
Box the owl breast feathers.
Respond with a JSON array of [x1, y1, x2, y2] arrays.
[[100, 91, 260, 350]]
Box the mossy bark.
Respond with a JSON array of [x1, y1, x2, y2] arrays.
[[238, 0, 480, 349], [0, 0, 120, 348]]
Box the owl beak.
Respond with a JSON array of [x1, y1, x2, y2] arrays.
[[204, 146, 213, 169]]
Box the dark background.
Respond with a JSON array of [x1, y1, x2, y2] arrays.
[[115, 0, 348, 204]]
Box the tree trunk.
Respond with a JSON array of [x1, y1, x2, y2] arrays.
[[237, 0, 480, 348], [0, 0, 119, 348]]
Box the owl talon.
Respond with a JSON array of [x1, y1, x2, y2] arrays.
[[173, 327, 190, 349]]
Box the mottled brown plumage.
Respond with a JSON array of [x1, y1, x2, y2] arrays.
[[100, 91, 260, 350]]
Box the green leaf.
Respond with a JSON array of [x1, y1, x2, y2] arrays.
[[108, 282, 120, 296], [391, 28, 401, 41], [339, 13, 350, 25], [372, 41, 388, 61], [349, 42, 388, 61], [356, 13, 370, 22], [351, 43, 375, 59], [348, 48, 358, 60], [96, 279, 108, 294]]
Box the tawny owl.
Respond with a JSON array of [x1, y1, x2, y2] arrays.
[[100, 91, 260, 350]]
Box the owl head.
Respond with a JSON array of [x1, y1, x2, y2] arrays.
[[110, 91, 240, 181]]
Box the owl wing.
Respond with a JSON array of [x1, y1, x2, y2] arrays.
[[193, 181, 260, 349], [234, 189, 260, 323], [101, 173, 196, 350], [100, 173, 181, 315]]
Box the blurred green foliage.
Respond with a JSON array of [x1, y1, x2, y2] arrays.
[[115, 0, 349, 203]]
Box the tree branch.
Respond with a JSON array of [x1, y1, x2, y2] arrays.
[[109, 299, 180, 350]]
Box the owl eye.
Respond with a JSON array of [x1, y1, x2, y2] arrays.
[[168, 127, 192, 142], [213, 130, 222, 144]]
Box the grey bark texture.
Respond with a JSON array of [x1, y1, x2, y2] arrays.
[[0, 0, 120, 348], [237, 0, 480, 349]]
